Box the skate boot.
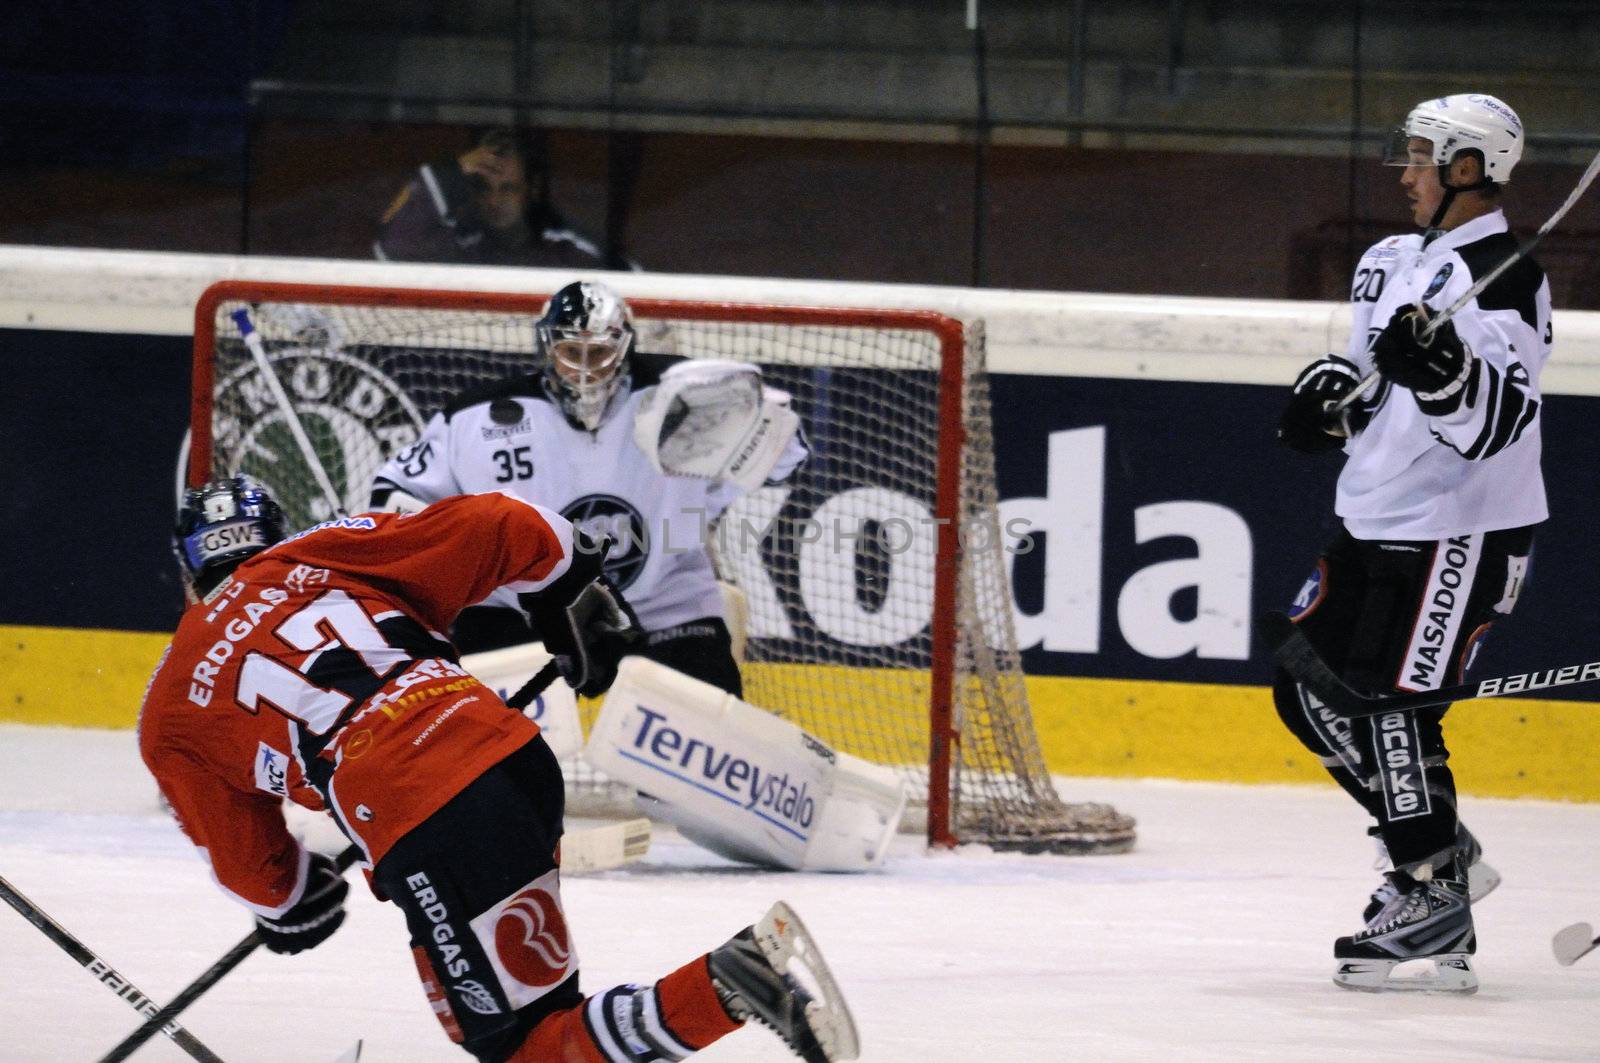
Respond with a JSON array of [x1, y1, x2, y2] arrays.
[[1363, 825, 1500, 921], [1335, 865, 1477, 993], [709, 901, 860, 1063]]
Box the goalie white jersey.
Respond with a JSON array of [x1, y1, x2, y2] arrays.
[[1337, 210, 1552, 540], [371, 353, 808, 631]]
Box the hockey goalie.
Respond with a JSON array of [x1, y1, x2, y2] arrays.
[[368, 281, 902, 869], [369, 279, 805, 697]]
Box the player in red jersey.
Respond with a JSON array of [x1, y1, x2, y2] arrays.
[[140, 477, 859, 1063]]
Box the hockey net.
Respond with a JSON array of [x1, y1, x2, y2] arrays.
[[189, 280, 1135, 854]]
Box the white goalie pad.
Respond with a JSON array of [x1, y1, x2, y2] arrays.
[[585, 657, 906, 871], [459, 642, 584, 761], [633, 360, 801, 491]]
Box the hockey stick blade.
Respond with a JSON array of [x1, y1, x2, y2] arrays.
[[1553, 922, 1599, 966], [331, 1041, 363, 1063], [562, 819, 652, 875], [1263, 610, 1600, 716]]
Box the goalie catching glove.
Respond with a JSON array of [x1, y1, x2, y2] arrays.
[[255, 850, 349, 955], [1277, 354, 1371, 453], [519, 530, 641, 698], [633, 360, 801, 491], [1371, 304, 1476, 415]]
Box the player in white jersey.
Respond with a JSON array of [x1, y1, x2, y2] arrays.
[[370, 280, 809, 696], [1273, 94, 1552, 993]]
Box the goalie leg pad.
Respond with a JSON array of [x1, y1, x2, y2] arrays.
[[584, 658, 906, 871]]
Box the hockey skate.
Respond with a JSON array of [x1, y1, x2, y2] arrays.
[[709, 901, 860, 1063], [1336, 869, 1477, 993], [1364, 824, 1500, 921], [1455, 823, 1502, 905]]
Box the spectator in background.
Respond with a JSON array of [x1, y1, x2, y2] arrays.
[[375, 126, 632, 270]]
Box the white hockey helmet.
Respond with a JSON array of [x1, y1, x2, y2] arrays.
[[1383, 94, 1523, 185], [536, 280, 635, 431]]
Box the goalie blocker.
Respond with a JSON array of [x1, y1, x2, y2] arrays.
[[586, 658, 907, 872], [633, 360, 802, 491]]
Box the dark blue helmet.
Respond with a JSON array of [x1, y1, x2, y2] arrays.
[[174, 476, 287, 601]]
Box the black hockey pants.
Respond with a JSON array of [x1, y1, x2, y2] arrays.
[[1271, 525, 1535, 871]]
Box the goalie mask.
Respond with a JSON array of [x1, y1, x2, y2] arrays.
[[174, 476, 287, 602], [536, 280, 635, 431]]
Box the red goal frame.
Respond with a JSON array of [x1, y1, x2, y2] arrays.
[[191, 279, 971, 848]]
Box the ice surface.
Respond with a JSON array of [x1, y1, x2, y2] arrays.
[[3, 724, 1599, 1061]]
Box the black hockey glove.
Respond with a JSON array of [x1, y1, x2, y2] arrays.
[[519, 532, 642, 698], [1277, 355, 1369, 454], [1371, 305, 1475, 413], [255, 851, 349, 956]]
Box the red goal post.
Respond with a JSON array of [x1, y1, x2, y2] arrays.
[[190, 278, 1134, 854]]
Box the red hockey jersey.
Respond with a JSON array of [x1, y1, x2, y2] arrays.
[[139, 492, 575, 917]]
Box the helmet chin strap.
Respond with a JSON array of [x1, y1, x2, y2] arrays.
[[1427, 165, 1495, 230]]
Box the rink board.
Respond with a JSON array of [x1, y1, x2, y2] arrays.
[[8, 623, 1600, 802], [5, 248, 1600, 802]]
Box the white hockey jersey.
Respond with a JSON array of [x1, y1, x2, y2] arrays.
[[371, 354, 809, 631], [1336, 210, 1552, 540]]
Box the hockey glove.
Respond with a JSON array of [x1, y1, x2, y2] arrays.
[[1277, 354, 1369, 453], [255, 850, 349, 956], [519, 532, 642, 698], [1371, 305, 1475, 414]]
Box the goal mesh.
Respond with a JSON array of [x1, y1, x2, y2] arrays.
[[191, 281, 1135, 854]]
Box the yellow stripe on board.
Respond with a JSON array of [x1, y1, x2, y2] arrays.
[[7, 625, 1597, 801], [1, 625, 172, 728], [1025, 674, 1600, 803]]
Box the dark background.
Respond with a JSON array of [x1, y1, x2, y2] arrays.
[[3, 2, 1597, 305]]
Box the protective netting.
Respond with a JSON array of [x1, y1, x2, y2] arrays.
[[193, 284, 1134, 853]]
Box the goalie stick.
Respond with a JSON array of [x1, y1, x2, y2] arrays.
[[1262, 610, 1600, 716], [1331, 146, 1600, 416], [1553, 921, 1600, 966], [0, 874, 225, 1062]]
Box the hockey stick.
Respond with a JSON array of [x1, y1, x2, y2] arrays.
[[0, 874, 226, 1062], [103, 662, 566, 1060], [98, 845, 363, 1063], [562, 818, 652, 875], [1331, 146, 1600, 415], [507, 659, 561, 711], [101, 656, 569, 1061], [1553, 921, 1600, 966], [229, 307, 345, 518], [500, 663, 651, 873], [1262, 610, 1600, 716]]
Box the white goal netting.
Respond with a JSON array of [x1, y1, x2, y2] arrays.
[[191, 282, 1135, 853]]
